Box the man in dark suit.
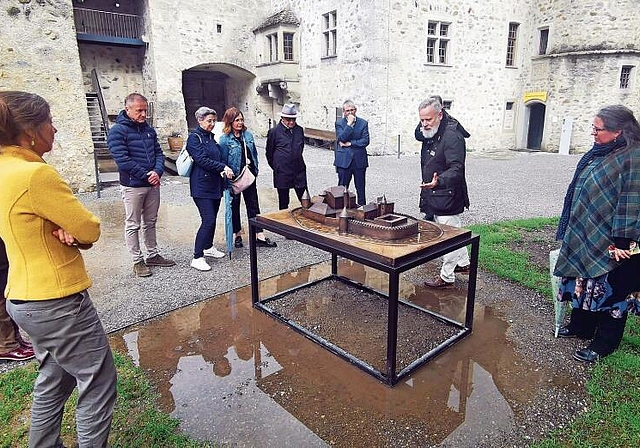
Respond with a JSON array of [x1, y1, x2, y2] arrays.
[[334, 100, 370, 206]]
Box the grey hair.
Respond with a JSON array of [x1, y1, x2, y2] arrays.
[[195, 106, 217, 121], [418, 96, 443, 113], [124, 92, 148, 106], [597, 104, 640, 149], [342, 99, 356, 110]]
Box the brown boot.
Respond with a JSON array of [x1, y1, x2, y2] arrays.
[[133, 261, 152, 277], [424, 276, 454, 288]]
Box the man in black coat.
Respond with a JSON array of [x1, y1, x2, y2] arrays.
[[266, 103, 308, 210], [416, 97, 471, 288]]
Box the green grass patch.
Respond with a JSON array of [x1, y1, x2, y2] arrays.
[[0, 351, 214, 448], [468, 217, 558, 296], [467, 217, 640, 448]]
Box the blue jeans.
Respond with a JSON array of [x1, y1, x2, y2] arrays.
[[193, 197, 221, 258]]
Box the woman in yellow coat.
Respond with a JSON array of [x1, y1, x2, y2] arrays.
[[0, 91, 116, 448]]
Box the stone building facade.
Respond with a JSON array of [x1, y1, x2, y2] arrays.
[[1, 0, 638, 190]]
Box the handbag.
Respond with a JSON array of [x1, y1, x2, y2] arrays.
[[230, 138, 256, 194], [176, 144, 193, 177], [231, 165, 256, 194], [175, 133, 203, 177]]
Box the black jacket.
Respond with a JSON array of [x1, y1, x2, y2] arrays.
[[417, 115, 470, 216], [266, 122, 307, 189]]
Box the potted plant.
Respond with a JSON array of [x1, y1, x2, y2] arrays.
[[167, 131, 184, 151]]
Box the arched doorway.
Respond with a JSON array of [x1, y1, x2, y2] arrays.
[[526, 102, 546, 150], [182, 70, 228, 130]]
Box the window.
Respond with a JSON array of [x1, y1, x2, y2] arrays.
[[426, 20, 450, 64], [322, 11, 337, 57], [620, 65, 633, 89], [442, 100, 453, 110], [506, 22, 519, 66], [283, 32, 294, 61], [506, 101, 514, 110], [267, 33, 278, 62], [216, 24, 222, 33], [538, 28, 549, 55]]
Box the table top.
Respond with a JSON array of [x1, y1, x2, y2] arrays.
[[254, 209, 473, 270]]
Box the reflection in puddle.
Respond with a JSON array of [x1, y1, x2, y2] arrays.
[[111, 261, 548, 446]]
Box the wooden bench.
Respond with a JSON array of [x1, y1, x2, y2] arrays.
[[304, 127, 336, 148]]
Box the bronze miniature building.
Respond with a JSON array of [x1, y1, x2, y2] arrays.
[[300, 186, 419, 240]]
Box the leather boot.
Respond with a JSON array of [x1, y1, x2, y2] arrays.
[[588, 311, 628, 357]]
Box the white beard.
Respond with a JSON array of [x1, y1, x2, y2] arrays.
[[421, 123, 440, 139]]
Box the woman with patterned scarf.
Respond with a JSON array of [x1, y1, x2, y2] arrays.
[[554, 105, 640, 363]]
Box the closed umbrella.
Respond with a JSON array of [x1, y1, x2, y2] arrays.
[[549, 248, 569, 337], [224, 188, 234, 259]]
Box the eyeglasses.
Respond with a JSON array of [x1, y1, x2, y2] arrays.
[[591, 125, 607, 133]]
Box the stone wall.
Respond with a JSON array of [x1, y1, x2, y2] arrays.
[[145, 0, 270, 141], [0, 0, 97, 191]]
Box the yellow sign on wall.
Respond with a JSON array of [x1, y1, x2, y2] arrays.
[[523, 91, 547, 103]]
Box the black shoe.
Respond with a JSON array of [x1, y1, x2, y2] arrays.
[[573, 348, 600, 363], [234, 236, 243, 248], [256, 237, 277, 248], [556, 326, 592, 339]]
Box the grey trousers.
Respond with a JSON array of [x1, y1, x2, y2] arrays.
[[121, 185, 160, 263], [7, 291, 117, 448]]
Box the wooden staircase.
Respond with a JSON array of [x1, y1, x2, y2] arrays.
[[86, 92, 119, 195]]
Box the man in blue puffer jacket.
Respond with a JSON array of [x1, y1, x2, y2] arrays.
[[107, 93, 176, 277]]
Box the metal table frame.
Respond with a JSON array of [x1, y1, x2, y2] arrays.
[[249, 213, 479, 386]]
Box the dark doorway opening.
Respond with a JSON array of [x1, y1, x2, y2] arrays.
[[182, 70, 227, 130], [526, 103, 546, 150]]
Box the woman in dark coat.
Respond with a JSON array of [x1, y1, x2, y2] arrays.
[[186, 107, 234, 271], [555, 105, 640, 363]]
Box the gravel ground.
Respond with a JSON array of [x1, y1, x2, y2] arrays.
[[2, 141, 590, 447]]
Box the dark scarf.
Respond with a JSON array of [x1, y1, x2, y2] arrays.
[[556, 137, 627, 240]]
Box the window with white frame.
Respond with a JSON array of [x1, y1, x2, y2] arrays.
[[283, 32, 294, 61], [426, 20, 450, 65], [322, 10, 337, 57], [538, 27, 549, 55], [267, 33, 278, 62], [620, 65, 633, 89], [506, 22, 519, 66]]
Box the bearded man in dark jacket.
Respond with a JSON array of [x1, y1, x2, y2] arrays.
[[107, 93, 175, 277], [416, 97, 471, 288]]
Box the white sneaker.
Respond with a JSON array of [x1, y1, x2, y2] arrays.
[[190, 257, 211, 271], [203, 246, 225, 258]]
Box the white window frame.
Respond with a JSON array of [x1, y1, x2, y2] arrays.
[[426, 20, 450, 65], [322, 10, 337, 58], [538, 27, 549, 55], [267, 32, 278, 62], [283, 32, 294, 61], [506, 22, 519, 67], [619, 65, 634, 89]]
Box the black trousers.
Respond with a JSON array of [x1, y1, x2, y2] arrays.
[[232, 181, 263, 234], [567, 256, 640, 356], [277, 187, 306, 210]]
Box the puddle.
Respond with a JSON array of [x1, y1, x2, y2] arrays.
[[111, 260, 553, 447]]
